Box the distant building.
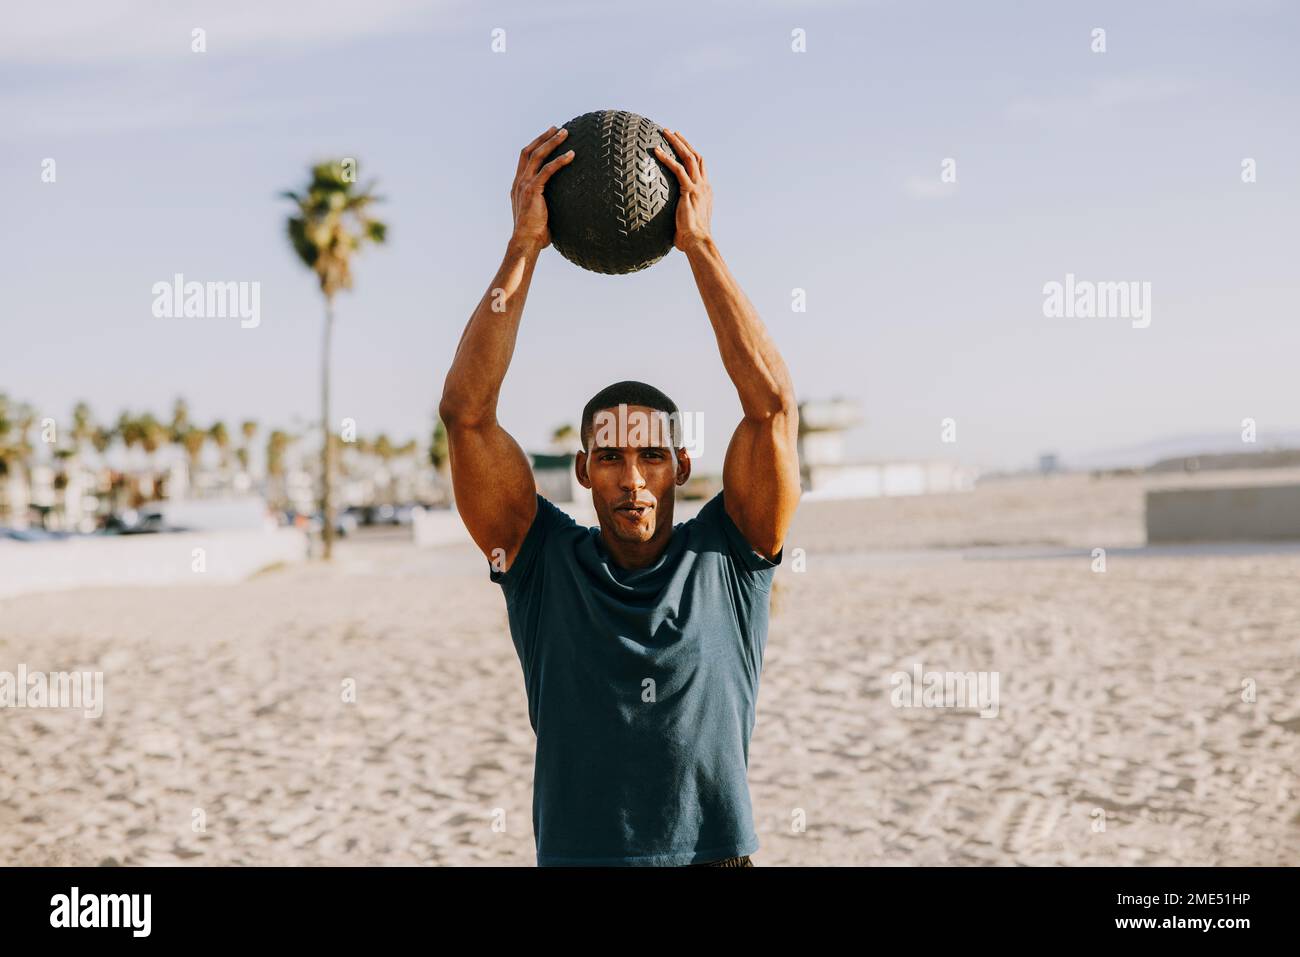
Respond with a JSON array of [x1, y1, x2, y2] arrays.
[[1039, 452, 1060, 475], [531, 452, 584, 503], [798, 398, 862, 471], [797, 398, 978, 499], [801, 460, 978, 499]]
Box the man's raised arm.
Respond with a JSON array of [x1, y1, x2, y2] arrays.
[[655, 130, 800, 561], [438, 125, 575, 571]]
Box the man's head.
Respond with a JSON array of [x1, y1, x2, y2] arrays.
[[575, 380, 691, 545]]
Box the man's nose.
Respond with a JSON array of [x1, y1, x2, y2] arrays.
[[620, 459, 646, 490]]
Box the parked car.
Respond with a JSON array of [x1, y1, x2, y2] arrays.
[[363, 503, 421, 526], [282, 509, 356, 537], [0, 527, 71, 542], [101, 510, 187, 535]]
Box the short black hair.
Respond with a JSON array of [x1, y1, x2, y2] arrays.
[[580, 380, 679, 451]]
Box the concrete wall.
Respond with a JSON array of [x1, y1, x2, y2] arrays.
[[1146, 484, 1300, 543], [0, 528, 309, 599], [804, 461, 978, 500]]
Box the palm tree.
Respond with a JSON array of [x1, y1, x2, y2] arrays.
[[265, 429, 292, 509], [138, 414, 165, 457], [282, 160, 388, 559], [115, 412, 141, 468], [137, 414, 167, 499], [181, 427, 207, 476], [71, 401, 94, 452], [551, 423, 577, 453], [209, 420, 230, 476], [91, 425, 114, 456], [0, 394, 29, 522], [169, 398, 190, 443], [237, 420, 257, 475], [111, 412, 146, 508], [266, 430, 291, 478], [59, 401, 97, 528], [430, 417, 451, 505], [86, 418, 115, 512]]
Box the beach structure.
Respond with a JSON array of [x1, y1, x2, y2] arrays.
[[1146, 483, 1300, 542], [798, 398, 977, 499], [530, 452, 584, 503]]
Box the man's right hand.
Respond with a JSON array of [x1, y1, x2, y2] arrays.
[[511, 126, 574, 252]]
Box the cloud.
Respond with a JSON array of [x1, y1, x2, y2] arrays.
[[1006, 75, 1194, 123], [0, 0, 457, 64], [652, 43, 750, 86], [903, 176, 957, 200]]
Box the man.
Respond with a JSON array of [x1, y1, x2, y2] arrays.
[[438, 124, 800, 866]]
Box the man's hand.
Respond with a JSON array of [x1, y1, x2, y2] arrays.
[[654, 129, 713, 254], [511, 125, 574, 253]]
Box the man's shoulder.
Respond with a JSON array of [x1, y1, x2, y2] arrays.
[[535, 492, 580, 528], [489, 493, 584, 588], [681, 489, 782, 574]]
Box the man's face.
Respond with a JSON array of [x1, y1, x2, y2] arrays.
[[577, 404, 690, 543]]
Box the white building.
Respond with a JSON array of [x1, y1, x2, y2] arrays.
[[798, 398, 978, 500]]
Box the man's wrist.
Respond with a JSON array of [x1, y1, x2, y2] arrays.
[[507, 234, 545, 260], [681, 234, 719, 262]]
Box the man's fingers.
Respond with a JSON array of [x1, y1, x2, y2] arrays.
[[677, 131, 705, 176], [517, 126, 558, 175], [668, 128, 699, 158], [535, 150, 575, 186], [653, 145, 689, 186], [525, 128, 568, 176], [662, 129, 700, 178]]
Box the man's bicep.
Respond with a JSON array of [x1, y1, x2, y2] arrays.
[[721, 409, 801, 561], [445, 420, 537, 569]]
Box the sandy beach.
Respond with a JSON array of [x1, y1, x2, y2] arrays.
[[2, 470, 1297, 866]]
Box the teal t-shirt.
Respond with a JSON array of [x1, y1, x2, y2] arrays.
[[490, 489, 781, 866]]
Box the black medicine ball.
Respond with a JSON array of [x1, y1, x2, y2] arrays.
[[541, 109, 680, 275]]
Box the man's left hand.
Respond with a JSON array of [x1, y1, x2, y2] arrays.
[[654, 129, 713, 254]]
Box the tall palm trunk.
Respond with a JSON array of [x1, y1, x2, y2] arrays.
[[321, 296, 336, 559]]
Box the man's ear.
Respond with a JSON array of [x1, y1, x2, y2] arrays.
[[674, 448, 692, 486], [574, 450, 591, 489]]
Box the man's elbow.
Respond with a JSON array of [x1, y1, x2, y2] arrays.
[[437, 396, 462, 428], [438, 395, 494, 431], [743, 388, 798, 423]]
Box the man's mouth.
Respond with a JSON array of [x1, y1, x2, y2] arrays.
[[615, 502, 652, 520]]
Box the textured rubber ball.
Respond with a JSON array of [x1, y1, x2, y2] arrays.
[[541, 109, 681, 275]]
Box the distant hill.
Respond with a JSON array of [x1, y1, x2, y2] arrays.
[[1146, 448, 1300, 473], [1067, 430, 1300, 471]]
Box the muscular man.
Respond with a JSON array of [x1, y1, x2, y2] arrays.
[[438, 124, 800, 866]]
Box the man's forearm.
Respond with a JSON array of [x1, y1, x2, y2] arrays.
[[439, 239, 543, 425], [685, 238, 796, 418]]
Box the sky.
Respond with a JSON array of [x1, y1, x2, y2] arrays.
[[3, 0, 1297, 473]]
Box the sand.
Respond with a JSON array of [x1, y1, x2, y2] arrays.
[[1, 471, 1297, 866]]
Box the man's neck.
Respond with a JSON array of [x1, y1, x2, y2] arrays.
[[598, 521, 675, 570]]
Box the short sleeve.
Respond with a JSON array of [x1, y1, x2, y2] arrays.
[[489, 494, 576, 598], [698, 490, 783, 575]]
